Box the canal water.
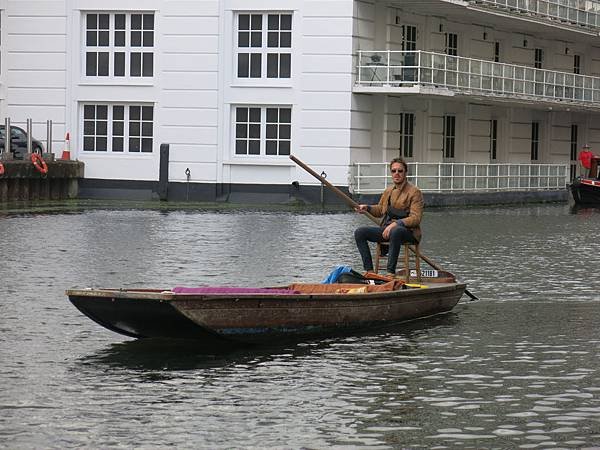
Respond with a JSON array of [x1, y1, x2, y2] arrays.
[[1, 202, 600, 449]]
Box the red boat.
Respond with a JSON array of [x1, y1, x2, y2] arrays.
[[571, 155, 600, 205]]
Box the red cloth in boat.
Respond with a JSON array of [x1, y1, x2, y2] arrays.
[[172, 286, 299, 294]]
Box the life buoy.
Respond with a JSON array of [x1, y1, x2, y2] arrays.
[[0, 162, 4, 176], [31, 153, 48, 174]]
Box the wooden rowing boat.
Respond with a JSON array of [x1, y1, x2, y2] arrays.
[[66, 277, 466, 347]]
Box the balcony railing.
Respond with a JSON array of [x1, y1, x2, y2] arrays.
[[351, 162, 569, 194], [356, 50, 600, 108], [471, 0, 600, 29]]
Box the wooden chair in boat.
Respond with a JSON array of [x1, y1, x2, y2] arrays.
[[374, 241, 421, 283]]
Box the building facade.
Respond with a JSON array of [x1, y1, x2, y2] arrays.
[[0, 0, 595, 202]]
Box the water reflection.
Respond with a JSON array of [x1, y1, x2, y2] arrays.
[[78, 312, 461, 372]]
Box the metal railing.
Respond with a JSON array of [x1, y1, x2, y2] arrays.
[[351, 162, 569, 194], [470, 0, 600, 29], [356, 50, 600, 108]]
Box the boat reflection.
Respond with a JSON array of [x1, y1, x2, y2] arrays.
[[569, 204, 600, 215], [76, 312, 461, 372]]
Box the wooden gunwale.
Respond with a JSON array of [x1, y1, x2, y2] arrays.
[[66, 282, 465, 303]]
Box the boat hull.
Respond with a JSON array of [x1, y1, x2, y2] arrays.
[[67, 283, 466, 345], [570, 178, 600, 205]]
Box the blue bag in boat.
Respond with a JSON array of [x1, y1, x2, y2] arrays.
[[321, 265, 352, 284]]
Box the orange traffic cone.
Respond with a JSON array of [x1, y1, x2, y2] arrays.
[[61, 132, 71, 160]]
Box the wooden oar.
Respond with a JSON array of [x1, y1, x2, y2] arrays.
[[290, 154, 479, 301]]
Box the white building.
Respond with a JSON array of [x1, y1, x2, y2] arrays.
[[0, 0, 593, 203]]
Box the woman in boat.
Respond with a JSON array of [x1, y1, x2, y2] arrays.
[[354, 157, 424, 275]]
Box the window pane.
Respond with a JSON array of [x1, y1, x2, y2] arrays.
[[112, 137, 123, 152], [142, 122, 153, 136], [143, 14, 154, 29], [99, 30, 109, 46], [114, 53, 125, 76], [143, 31, 153, 47], [84, 120, 95, 135], [249, 108, 261, 122], [238, 31, 249, 48], [99, 14, 109, 29], [83, 137, 94, 151], [236, 107, 248, 122], [130, 122, 140, 136], [236, 123, 247, 138], [130, 106, 140, 120], [238, 53, 249, 77], [96, 137, 107, 151], [129, 138, 140, 152], [86, 30, 96, 46], [280, 54, 291, 78], [142, 53, 153, 77], [98, 52, 109, 76], [97, 106, 108, 119], [86, 52, 97, 76], [131, 53, 141, 76], [239, 15, 249, 30], [279, 140, 290, 155], [268, 14, 278, 30], [235, 140, 246, 154], [115, 14, 125, 29], [280, 108, 291, 123], [113, 105, 124, 120], [280, 124, 291, 139], [250, 31, 261, 47], [250, 15, 262, 30], [141, 138, 152, 152], [266, 108, 278, 122], [266, 124, 277, 139], [250, 53, 261, 77], [267, 31, 278, 47], [266, 140, 277, 155], [115, 31, 125, 47], [87, 14, 97, 29], [267, 54, 278, 77], [249, 124, 260, 139], [280, 32, 291, 48], [113, 121, 124, 135], [131, 30, 141, 47], [97, 121, 107, 135], [84, 105, 95, 118], [249, 140, 260, 155], [131, 14, 141, 29], [281, 15, 292, 30], [142, 106, 153, 120]]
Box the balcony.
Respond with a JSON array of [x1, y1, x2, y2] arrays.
[[351, 162, 569, 194], [355, 50, 600, 110], [470, 0, 600, 30]]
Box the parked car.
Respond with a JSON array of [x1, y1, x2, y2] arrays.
[[0, 125, 44, 159]]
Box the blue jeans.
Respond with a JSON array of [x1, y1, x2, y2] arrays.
[[354, 224, 418, 273]]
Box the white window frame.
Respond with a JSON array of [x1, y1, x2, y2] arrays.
[[234, 11, 292, 81], [233, 105, 292, 157], [81, 103, 154, 154], [82, 11, 155, 81]]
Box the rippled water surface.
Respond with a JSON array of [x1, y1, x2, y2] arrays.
[[2, 203, 600, 449]]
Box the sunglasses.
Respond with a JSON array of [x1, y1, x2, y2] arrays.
[[390, 169, 405, 173]]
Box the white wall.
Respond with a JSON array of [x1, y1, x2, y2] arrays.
[[1, 0, 68, 154]]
